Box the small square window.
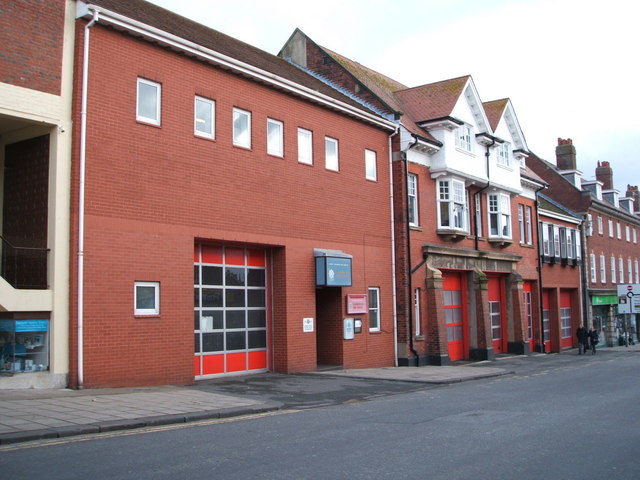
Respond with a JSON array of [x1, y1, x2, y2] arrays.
[[194, 96, 215, 138], [233, 108, 251, 148], [365, 149, 377, 181], [267, 118, 284, 157], [135, 281, 159, 315], [298, 128, 313, 165], [325, 137, 339, 171], [137, 78, 161, 125]]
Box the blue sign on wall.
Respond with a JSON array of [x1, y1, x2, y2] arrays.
[[316, 256, 352, 287]]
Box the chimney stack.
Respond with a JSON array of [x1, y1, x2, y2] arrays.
[[626, 185, 640, 212], [556, 138, 577, 170], [595, 161, 614, 190]]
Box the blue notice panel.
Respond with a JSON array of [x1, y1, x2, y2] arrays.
[[316, 256, 352, 287], [0, 319, 49, 332]]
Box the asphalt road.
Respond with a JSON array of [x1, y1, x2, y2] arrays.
[[2, 348, 639, 479]]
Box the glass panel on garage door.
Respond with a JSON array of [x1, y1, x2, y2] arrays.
[[194, 244, 268, 377], [488, 276, 507, 354], [560, 290, 572, 349]]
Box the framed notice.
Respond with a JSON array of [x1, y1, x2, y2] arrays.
[[347, 294, 368, 314]]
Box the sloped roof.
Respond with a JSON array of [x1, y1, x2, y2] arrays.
[[394, 76, 470, 123], [521, 164, 547, 186], [483, 99, 509, 131], [323, 47, 408, 115], [538, 193, 580, 220], [82, 0, 379, 117]]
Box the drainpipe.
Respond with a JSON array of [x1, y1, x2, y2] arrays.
[[474, 137, 496, 250], [533, 184, 547, 353], [77, 9, 99, 388], [404, 135, 420, 365], [578, 214, 589, 330], [388, 126, 399, 366]]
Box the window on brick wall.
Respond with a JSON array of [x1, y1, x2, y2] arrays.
[[488, 193, 511, 238], [233, 108, 251, 148], [635, 259, 639, 283], [600, 255, 606, 283], [135, 281, 159, 315], [368, 287, 380, 332], [297, 128, 313, 165], [590, 254, 597, 283], [267, 118, 284, 157], [325, 137, 339, 171], [619, 257, 624, 284], [408, 173, 419, 227], [611, 256, 616, 283], [597, 216, 603, 235], [617, 222, 622, 239], [608, 219, 614, 238], [438, 178, 467, 231], [365, 149, 377, 181], [137, 78, 161, 125], [194, 96, 215, 139], [628, 258, 633, 283]]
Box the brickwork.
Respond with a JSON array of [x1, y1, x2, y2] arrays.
[[0, 0, 65, 95], [68, 24, 394, 387]]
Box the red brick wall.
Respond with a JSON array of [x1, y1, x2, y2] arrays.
[[69, 24, 394, 386], [0, 0, 65, 95]]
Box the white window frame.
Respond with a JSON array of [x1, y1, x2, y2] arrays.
[[408, 173, 418, 227], [497, 142, 511, 167], [194, 96, 215, 139], [525, 206, 533, 245], [590, 253, 597, 283], [541, 222, 550, 256], [611, 256, 616, 284], [136, 78, 161, 125], [608, 219, 614, 238], [267, 118, 284, 157], [438, 178, 468, 231], [626, 225, 631, 242], [134, 281, 159, 316], [597, 216, 603, 235], [455, 124, 473, 152], [233, 107, 251, 148], [414, 288, 421, 337], [365, 149, 377, 181], [368, 287, 380, 332], [297, 128, 313, 165], [634, 229, 638, 244], [518, 205, 525, 243], [586, 214, 593, 236], [325, 137, 339, 171], [619, 257, 624, 284], [488, 192, 511, 239], [475, 193, 482, 237], [635, 259, 639, 284], [600, 254, 606, 283], [617, 222, 622, 239], [628, 258, 633, 283]]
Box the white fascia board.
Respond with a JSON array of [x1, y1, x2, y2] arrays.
[[539, 209, 581, 225], [79, 4, 395, 131]]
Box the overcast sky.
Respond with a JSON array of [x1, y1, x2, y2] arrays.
[[148, 0, 638, 194]]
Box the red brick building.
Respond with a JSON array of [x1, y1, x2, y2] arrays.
[[281, 30, 546, 365], [528, 139, 640, 346], [67, 0, 397, 387]]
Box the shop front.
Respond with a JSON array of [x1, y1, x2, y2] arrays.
[[0, 318, 49, 374]]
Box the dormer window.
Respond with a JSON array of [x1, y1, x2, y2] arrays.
[[497, 142, 511, 167], [455, 124, 473, 152]]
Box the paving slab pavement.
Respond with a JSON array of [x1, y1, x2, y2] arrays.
[[2, 344, 638, 446]]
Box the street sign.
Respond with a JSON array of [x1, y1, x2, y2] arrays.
[[617, 284, 640, 314]]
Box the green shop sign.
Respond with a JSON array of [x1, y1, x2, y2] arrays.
[[591, 295, 618, 305]]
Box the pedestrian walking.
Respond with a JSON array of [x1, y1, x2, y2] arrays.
[[576, 324, 589, 355], [588, 327, 599, 355]]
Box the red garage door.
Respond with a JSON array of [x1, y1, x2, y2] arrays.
[[443, 272, 467, 361], [488, 276, 507, 354], [193, 244, 269, 378]]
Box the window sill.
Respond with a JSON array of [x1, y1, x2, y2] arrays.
[[409, 225, 423, 232], [437, 229, 468, 242], [488, 237, 513, 248], [134, 314, 160, 319]]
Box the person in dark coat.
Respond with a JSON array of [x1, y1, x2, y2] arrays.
[[588, 327, 599, 354], [576, 324, 589, 354]]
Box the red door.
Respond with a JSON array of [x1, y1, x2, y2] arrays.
[[542, 290, 551, 353], [560, 290, 573, 349], [443, 272, 467, 361], [523, 281, 534, 352], [488, 276, 507, 354]]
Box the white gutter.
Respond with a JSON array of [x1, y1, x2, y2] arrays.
[[76, 7, 99, 388], [389, 127, 399, 366], [78, 4, 396, 132]]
